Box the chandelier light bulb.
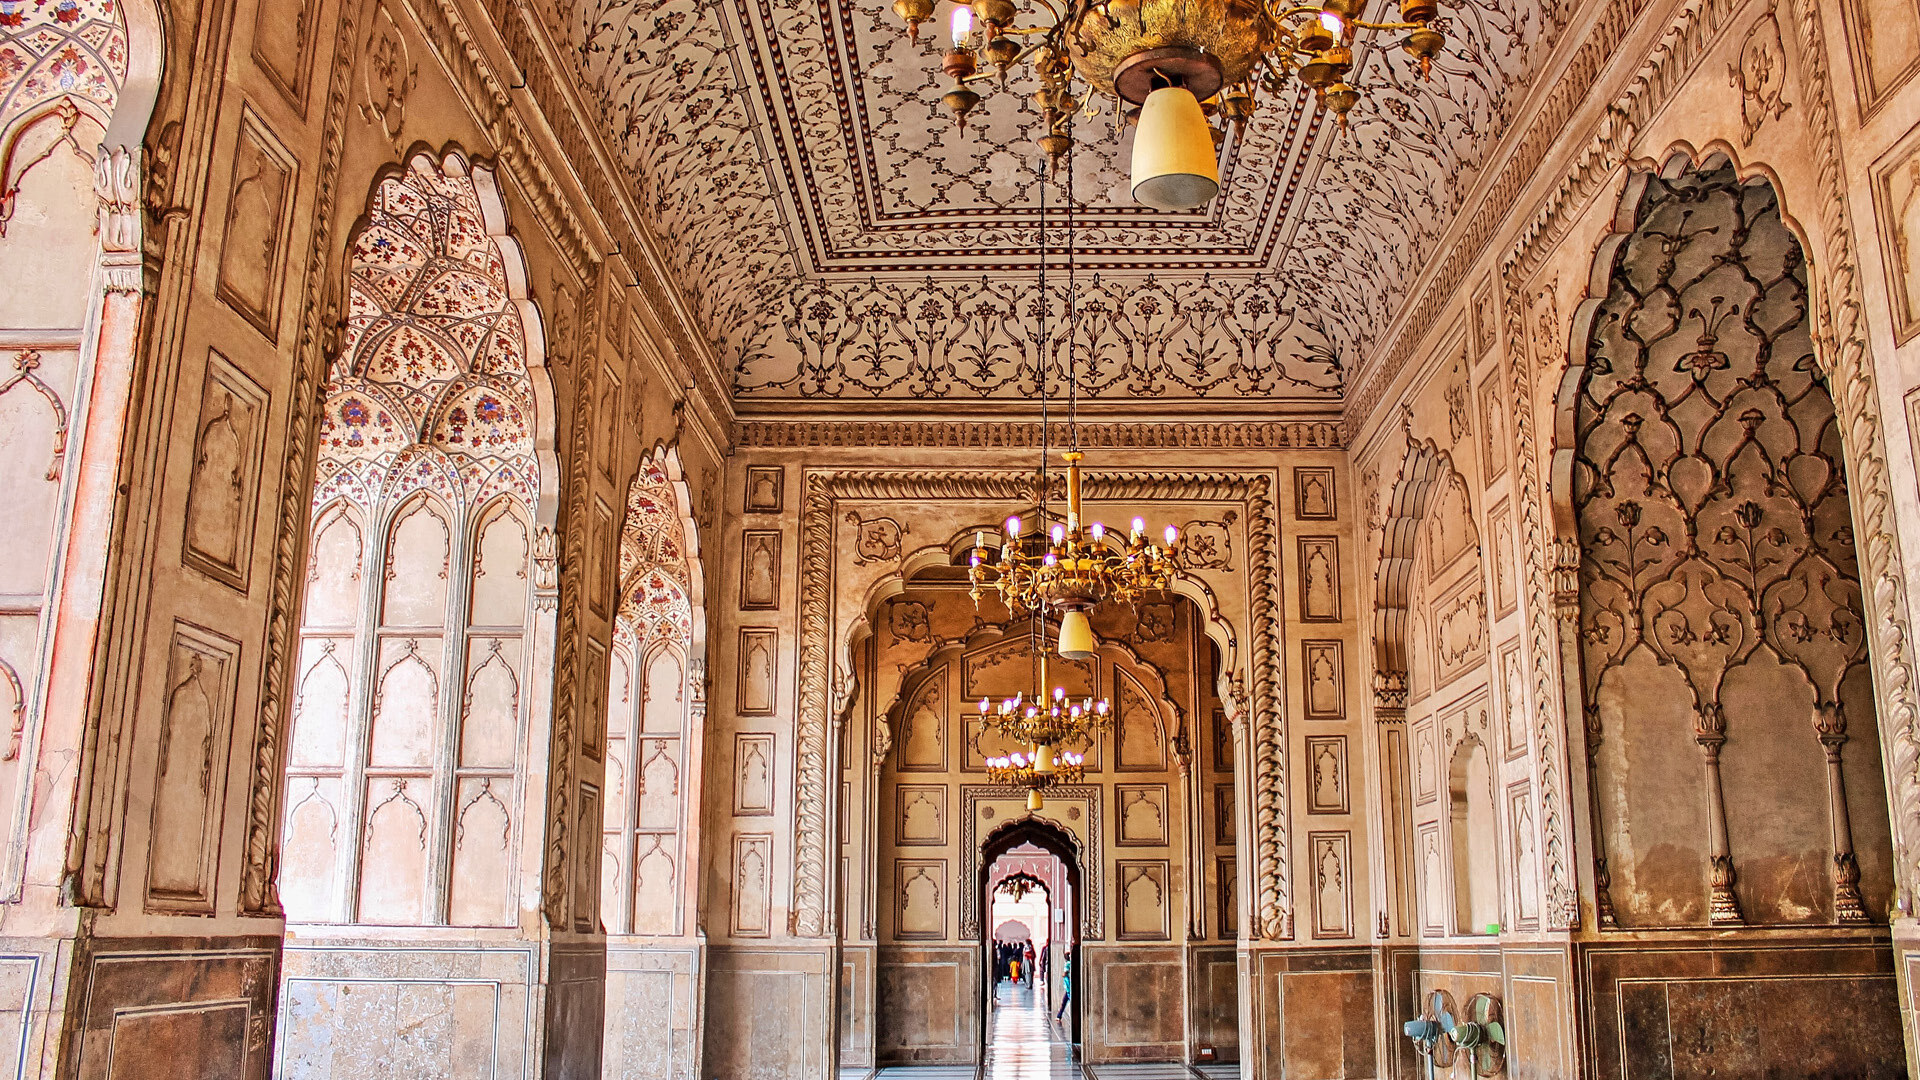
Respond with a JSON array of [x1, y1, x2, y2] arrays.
[[1006, 514, 1022, 537], [1090, 521, 1105, 541], [1164, 524, 1180, 546], [1319, 10, 1344, 34], [1132, 517, 1146, 538], [950, 4, 972, 47], [1051, 523, 1066, 545]]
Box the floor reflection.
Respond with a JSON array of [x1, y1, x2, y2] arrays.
[[862, 978, 1239, 1079]]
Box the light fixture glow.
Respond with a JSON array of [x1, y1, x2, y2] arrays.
[[949, 4, 972, 46]]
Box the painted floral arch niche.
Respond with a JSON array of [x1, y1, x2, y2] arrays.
[[279, 150, 556, 929], [1562, 155, 1894, 930], [602, 444, 708, 937]]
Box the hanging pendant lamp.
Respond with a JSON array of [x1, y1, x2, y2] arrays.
[[1130, 85, 1220, 211]]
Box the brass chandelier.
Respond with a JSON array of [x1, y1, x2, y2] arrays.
[[979, 637, 1110, 810], [969, 458, 1181, 658], [894, 0, 1447, 209], [987, 746, 1090, 811], [966, 133, 1181, 656]]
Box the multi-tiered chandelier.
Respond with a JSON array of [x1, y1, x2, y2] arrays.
[[969, 456, 1180, 659], [981, 650, 1109, 810], [893, 0, 1447, 209]]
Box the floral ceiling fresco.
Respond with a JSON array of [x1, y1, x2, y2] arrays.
[[563, 0, 1571, 404]]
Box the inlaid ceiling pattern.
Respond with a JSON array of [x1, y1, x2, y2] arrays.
[[563, 0, 1571, 403]]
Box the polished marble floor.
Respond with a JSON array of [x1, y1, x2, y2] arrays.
[[852, 978, 1236, 1080]]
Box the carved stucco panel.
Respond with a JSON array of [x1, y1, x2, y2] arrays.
[[1454, 0, 1920, 927]]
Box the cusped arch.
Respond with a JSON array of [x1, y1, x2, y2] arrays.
[[1373, 428, 1461, 679], [616, 442, 708, 655], [842, 524, 1240, 719], [323, 147, 555, 523]]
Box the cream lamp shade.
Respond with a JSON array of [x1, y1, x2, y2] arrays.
[[1130, 86, 1220, 211], [1058, 608, 1096, 660]]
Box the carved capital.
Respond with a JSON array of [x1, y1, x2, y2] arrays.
[[689, 657, 709, 705], [532, 524, 559, 605], [1692, 703, 1727, 748], [1550, 536, 1581, 621], [95, 143, 142, 255], [1372, 668, 1408, 719], [1813, 700, 1848, 748]]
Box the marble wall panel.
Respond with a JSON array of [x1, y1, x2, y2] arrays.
[[1245, 949, 1376, 1080], [1191, 946, 1239, 1064], [703, 948, 831, 1080], [604, 946, 700, 1080], [874, 946, 976, 1065], [1085, 945, 1184, 1062], [1580, 935, 1900, 1080], [75, 942, 277, 1080], [278, 943, 537, 1080]]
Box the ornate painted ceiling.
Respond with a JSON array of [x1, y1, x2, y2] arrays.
[[559, 0, 1572, 409]]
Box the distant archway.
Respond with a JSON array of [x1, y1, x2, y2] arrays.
[[979, 816, 1083, 1049]]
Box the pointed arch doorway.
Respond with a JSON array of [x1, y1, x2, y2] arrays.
[[979, 816, 1083, 1060]]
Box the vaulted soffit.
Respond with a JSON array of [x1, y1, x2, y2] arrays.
[[554, 0, 1574, 414]]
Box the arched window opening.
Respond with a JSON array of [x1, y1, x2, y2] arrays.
[[280, 152, 543, 929], [602, 454, 699, 938], [0, 0, 127, 891]]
